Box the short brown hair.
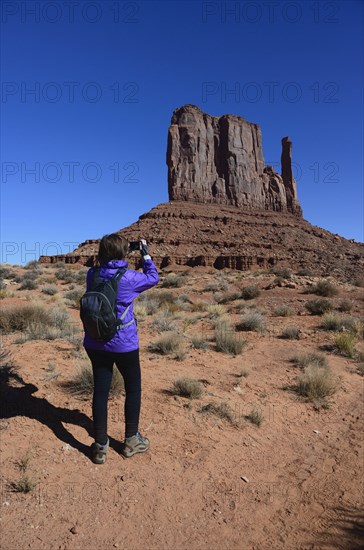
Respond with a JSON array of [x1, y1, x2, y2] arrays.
[[97, 233, 129, 265]]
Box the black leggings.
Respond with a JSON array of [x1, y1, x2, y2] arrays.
[[85, 348, 141, 444]]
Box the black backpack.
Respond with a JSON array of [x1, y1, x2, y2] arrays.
[[80, 267, 134, 341]]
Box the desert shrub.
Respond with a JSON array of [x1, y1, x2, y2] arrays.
[[290, 352, 328, 369], [190, 335, 209, 350], [199, 401, 234, 423], [321, 314, 356, 333], [214, 321, 245, 355], [145, 298, 159, 315], [236, 312, 264, 332], [0, 279, 6, 291], [171, 377, 203, 399], [173, 348, 187, 361], [133, 302, 147, 319], [216, 291, 242, 304], [207, 304, 226, 318], [356, 364, 364, 376], [0, 290, 7, 299], [352, 276, 364, 288], [176, 293, 191, 305], [136, 294, 159, 315], [296, 365, 337, 401], [0, 304, 72, 342], [274, 276, 285, 287], [148, 331, 183, 355], [42, 285, 58, 296], [190, 301, 209, 312], [0, 304, 51, 332], [182, 317, 199, 332], [43, 276, 57, 284], [305, 298, 333, 315], [151, 313, 177, 333], [312, 280, 338, 297], [281, 325, 300, 339], [245, 406, 264, 427], [19, 278, 38, 290], [64, 287, 84, 308], [297, 268, 312, 276], [161, 273, 186, 288], [24, 260, 41, 270], [156, 291, 180, 313], [204, 278, 229, 293], [55, 268, 75, 283], [334, 333, 356, 358], [60, 361, 123, 398], [273, 305, 293, 317], [241, 285, 260, 300], [74, 269, 88, 285], [0, 266, 16, 279], [273, 267, 292, 279], [337, 300, 353, 313], [17, 323, 52, 342]]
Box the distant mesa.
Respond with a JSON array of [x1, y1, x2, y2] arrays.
[[167, 104, 302, 216], [39, 104, 364, 279]]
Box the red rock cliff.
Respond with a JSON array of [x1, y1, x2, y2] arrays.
[[167, 104, 302, 216]]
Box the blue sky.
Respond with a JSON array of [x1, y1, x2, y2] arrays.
[[1, 0, 363, 264]]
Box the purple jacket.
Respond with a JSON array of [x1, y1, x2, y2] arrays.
[[83, 258, 159, 352]]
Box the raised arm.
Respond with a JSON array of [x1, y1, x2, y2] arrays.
[[126, 258, 159, 300]]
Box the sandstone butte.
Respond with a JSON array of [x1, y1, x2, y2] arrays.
[[39, 104, 364, 280]]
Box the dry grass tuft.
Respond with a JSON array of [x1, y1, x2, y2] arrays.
[[281, 325, 300, 340], [337, 300, 353, 313], [305, 298, 333, 315], [273, 305, 294, 317], [64, 287, 84, 308], [148, 331, 183, 355], [296, 364, 337, 401], [9, 475, 37, 494], [171, 377, 203, 399], [214, 321, 245, 355], [151, 313, 177, 333], [241, 285, 260, 300], [245, 407, 264, 427], [290, 352, 328, 369], [312, 279, 339, 297], [334, 332, 356, 358], [161, 273, 186, 288], [190, 336, 209, 350], [60, 360, 124, 398], [42, 285, 58, 295], [207, 304, 226, 318], [0, 304, 71, 339], [10, 449, 37, 493], [236, 312, 264, 332], [199, 401, 234, 423]]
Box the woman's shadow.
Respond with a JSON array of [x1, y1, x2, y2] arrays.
[[0, 360, 121, 460]]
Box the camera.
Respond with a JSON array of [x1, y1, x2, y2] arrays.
[[129, 241, 141, 251]]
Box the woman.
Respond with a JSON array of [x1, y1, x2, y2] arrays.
[[83, 233, 159, 463]]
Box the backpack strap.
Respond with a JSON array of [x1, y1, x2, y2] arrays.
[[91, 266, 127, 286], [113, 267, 127, 282], [91, 267, 102, 286], [91, 267, 133, 330], [112, 268, 134, 330], [116, 304, 134, 330]]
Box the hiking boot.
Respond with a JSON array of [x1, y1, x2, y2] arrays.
[[120, 432, 150, 458], [91, 438, 109, 464]]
